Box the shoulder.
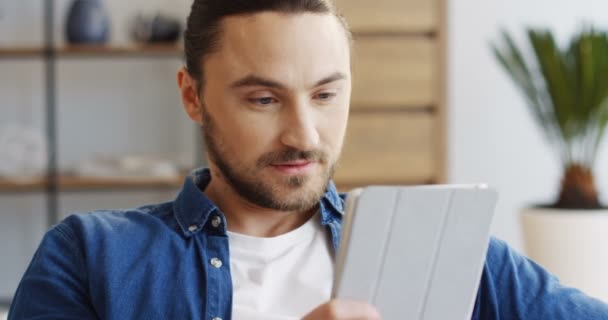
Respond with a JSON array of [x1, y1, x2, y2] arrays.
[[485, 236, 518, 266], [478, 238, 608, 318], [473, 237, 539, 319], [484, 237, 548, 282], [53, 201, 177, 244], [483, 237, 545, 286]]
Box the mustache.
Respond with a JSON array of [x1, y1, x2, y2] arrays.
[[258, 148, 327, 167]]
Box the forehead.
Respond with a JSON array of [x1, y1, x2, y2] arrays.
[[204, 12, 351, 87]]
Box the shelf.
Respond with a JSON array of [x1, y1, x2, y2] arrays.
[[60, 175, 184, 190], [0, 177, 46, 192], [0, 44, 182, 59], [0, 174, 184, 193], [0, 47, 44, 58], [58, 44, 183, 57]]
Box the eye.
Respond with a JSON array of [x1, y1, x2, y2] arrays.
[[314, 91, 337, 101], [248, 96, 278, 106]]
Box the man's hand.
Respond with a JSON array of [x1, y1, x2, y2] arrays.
[[302, 299, 381, 320]]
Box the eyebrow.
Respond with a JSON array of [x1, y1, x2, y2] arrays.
[[229, 72, 346, 90]]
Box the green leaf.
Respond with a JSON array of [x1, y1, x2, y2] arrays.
[[492, 27, 608, 169]]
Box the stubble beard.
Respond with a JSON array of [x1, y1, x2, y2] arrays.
[[200, 104, 336, 212]]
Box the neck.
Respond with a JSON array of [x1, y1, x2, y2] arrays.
[[204, 168, 318, 238]]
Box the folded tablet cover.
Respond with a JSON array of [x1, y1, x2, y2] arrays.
[[332, 185, 498, 320]]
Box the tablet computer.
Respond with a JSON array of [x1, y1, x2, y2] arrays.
[[332, 184, 498, 320]]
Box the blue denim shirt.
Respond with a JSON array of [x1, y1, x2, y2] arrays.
[[9, 168, 608, 319]]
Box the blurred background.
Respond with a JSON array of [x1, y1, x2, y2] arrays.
[[2, 0, 608, 316]]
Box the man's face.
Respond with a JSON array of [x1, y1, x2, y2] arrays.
[[200, 12, 351, 212]]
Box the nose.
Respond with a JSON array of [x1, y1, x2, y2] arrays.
[[279, 99, 320, 151]]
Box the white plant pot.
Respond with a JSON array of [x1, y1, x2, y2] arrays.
[[521, 207, 608, 302]]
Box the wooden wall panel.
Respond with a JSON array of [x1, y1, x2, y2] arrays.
[[334, 113, 436, 185], [351, 37, 436, 109], [332, 0, 445, 187], [334, 0, 438, 33]]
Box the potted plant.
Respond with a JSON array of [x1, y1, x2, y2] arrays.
[[492, 28, 608, 301]]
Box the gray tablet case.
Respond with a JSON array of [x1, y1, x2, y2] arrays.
[[332, 185, 498, 320]]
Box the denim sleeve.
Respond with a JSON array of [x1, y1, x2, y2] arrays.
[[473, 237, 608, 319], [8, 219, 98, 319]]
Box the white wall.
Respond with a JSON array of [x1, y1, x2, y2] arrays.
[[448, 0, 608, 251]]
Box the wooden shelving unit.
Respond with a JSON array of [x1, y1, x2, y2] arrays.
[[0, 47, 44, 58], [0, 44, 182, 59], [0, 43, 187, 198], [58, 44, 182, 57], [0, 43, 186, 194], [0, 175, 184, 193], [0, 177, 47, 192], [0, 1, 194, 306], [59, 175, 184, 190], [0, 0, 192, 229]]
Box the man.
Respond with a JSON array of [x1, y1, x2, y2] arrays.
[[8, 0, 608, 319]]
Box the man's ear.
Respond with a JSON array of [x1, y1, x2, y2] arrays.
[[177, 66, 204, 124]]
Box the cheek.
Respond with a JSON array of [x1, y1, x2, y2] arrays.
[[212, 96, 279, 162], [318, 105, 350, 155], [233, 119, 274, 150]]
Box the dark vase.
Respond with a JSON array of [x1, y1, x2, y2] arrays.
[[65, 0, 110, 44]]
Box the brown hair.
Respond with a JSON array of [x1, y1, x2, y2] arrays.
[[184, 0, 350, 91]]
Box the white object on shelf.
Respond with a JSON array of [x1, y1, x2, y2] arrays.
[[0, 124, 47, 181], [74, 154, 179, 180]]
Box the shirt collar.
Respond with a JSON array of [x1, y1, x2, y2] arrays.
[[173, 167, 345, 237]]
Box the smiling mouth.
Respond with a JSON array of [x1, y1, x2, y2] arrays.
[[270, 161, 316, 174]]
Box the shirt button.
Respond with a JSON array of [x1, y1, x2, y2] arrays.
[[188, 224, 198, 232], [211, 216, 222, 228], [212, 317, 222, 320], [210, 257, 223, 268]]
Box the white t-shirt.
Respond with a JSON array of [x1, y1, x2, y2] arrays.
[[228, 214, 334, 320]]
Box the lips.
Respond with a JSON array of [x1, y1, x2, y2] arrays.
[[270, 161, 316, 174], [273, 160, 312, 167]]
